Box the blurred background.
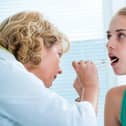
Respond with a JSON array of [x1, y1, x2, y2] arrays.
[[0, 0, 126, 125]]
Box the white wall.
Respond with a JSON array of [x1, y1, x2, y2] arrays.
[[112, 0, 126, 13]]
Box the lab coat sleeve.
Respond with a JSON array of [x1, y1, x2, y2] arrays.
[[0, 61, 97, 126]]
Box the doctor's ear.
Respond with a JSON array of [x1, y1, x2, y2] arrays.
[[24, 37, 45, 71], [24, 63, 35, 72]]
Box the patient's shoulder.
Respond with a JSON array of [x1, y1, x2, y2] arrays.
[[108, 85, 126, 95], [105, 85, 126, 105]]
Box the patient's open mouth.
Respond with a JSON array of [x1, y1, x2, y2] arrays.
[[110, 56, 119, 64]]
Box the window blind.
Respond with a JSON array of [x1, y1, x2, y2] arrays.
[[0, 0, 104, 41]]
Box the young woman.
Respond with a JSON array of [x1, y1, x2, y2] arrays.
[[105, 7, 126, 126], [0, 11, 99, 126]]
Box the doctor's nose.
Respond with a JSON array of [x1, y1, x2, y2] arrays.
[[58, 68, 62, 74]]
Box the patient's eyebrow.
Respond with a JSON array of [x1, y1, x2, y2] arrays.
[[115, 29, 126, 32], [106, 31, 110, 34], [106, 29, 126, 34]]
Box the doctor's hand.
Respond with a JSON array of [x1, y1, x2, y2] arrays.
[[72, 60, 99, 88], [74, 77, 82, 97], [72, 60, 99, 112], [73, 76, 85, 102]]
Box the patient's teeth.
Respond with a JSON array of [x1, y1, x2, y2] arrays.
[[111, 58, 118, 63]]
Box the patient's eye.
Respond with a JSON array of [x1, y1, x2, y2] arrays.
[[117, 32, 126, 40], [107, 33, 111, 40]]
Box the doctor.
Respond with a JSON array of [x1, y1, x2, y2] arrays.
[[0, 11, 99, 126]]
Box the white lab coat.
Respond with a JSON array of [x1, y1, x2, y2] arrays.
[[0, 47, 97, 126]]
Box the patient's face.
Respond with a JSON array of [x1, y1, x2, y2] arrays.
[[106, 15, 126, 75]]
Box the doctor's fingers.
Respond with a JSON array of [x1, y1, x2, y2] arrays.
[[72, 60, 96, 75], [72, 61, 79, 72], [72, 60, 87, 74], [79, 60, 97, 70], [73, 77, 82, 88], [73, 77, 83, 96]]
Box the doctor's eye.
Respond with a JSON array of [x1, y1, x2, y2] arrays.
[[58, 52, 62, 57]]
